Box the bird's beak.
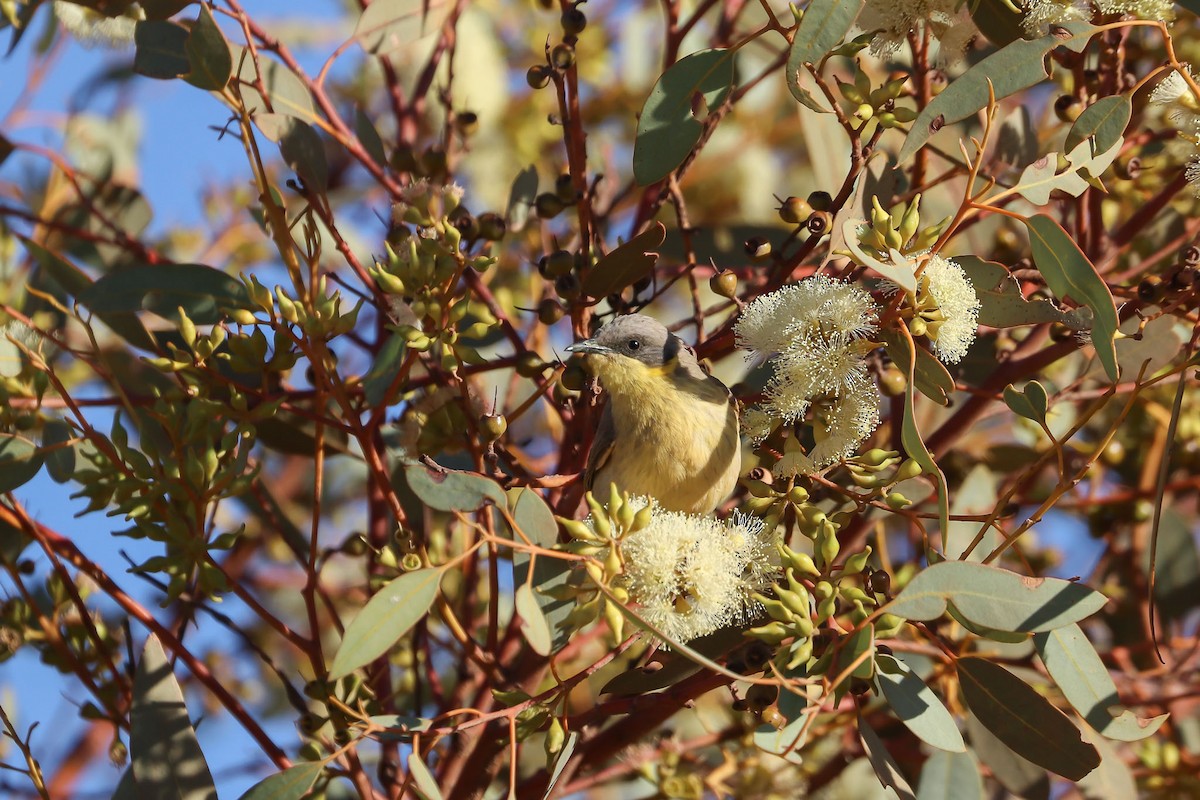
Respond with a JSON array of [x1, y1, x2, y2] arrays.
[[565, 339, 611, 356]]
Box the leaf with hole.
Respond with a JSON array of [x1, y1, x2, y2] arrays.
[[134, 20, 190, 80], [184, 5, 231, 90], [633, 49, 736, 185], [237, 761, 325, 800], [131, 635, 218, 800], [403, 460, 505, 512], [899, 22, 1096, 161], [885, 560, 1106, 632], [958, 656, 1100, 780], [1025, 214, 1119, 380], [328, 568, 442, 679], [876, 654, 965, 752], [915, 748, 983, 800], [79, 263, 251, 325], [1013, 137, 1122, 205], [582, 222, 666, 299], [786, 0, 863, 112], [1034, 623, 1167, 741]]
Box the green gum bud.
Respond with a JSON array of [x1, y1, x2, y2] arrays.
[[748, 620, 790, 645], [894, 459, 924, 482], [885, 492, 911, 510], [843, 546, 872, 574], [633, 504, 653, 531], [779, 544, 819, 576], [785, 637, 813, 670], [815, 596, 837, 624]]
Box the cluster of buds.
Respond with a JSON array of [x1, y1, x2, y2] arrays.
[[857, 194, 944, 263], [555, 488, 654, 644], [837, 72, 915, 129], [844, 448, 922, 506]]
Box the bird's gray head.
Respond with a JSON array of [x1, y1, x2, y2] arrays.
[[565, 314, 682, 369]]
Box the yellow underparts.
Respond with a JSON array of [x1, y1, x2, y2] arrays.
[[589, 355, 741, 514]]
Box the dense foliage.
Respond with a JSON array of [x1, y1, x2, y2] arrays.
[[1, 0, 1199, 798]]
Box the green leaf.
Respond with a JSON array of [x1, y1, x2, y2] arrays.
[[237, 761, 324, 800], [581, 222, 666, 299], [1034, 623, 1168, 741], [368, 714, 432, 741], [898, 22, 1096, 162], [184, 5, 231, 90], [403, 460, 505, 512], [505, 165, 539, 232], [843, 218, 918, 292], [134, 20, 191, 80], [947, 602, 1031, 643], [328, 568, 442, 679], [0, 515, 29, 565], [858, 716, 916, 800], [354, 0, 443, 55], [278, 119, 329, 193], [945, 465, 1000, 562], [515, 582, 552, 656], [633, 49, 736, 185], [79, 263, 251, 325], [510, 489, 573, 652], [355, 108, 386, 167], [235, 52, 319, 126], [893, 331, 950, 536], [543, 731, 578, 800], [875, 653, 965, 752], [1003, 380, 1048, 424], [407, 753, 443, 800], [42, 420, 75, 483], [363, 332, 406, 407], [958, 656, 1100, 780], [785, 0, 863, 112], [956, 255, 1091, 329], [130, 635, 218, 800], [1143, 507, 1200, 620], [915, 749, 983, 800], [968, 0, 1024, 47], [1077, 728, 1138, 800], [1024, 214, 1119, 380], [1064, 95, 1131, 154], [965, 712, 1049, 800], [0, 433, 43, 493], [883, 332, 954, 405], [885, 561, 1106, 632]]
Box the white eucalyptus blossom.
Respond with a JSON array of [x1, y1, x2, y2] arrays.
[[919, 255, 981, 365], [53, 2, 141, 49], [734, 275, 876, 358], [807, 375, 884, 468], [1020, 0, 1091, 36], [1095, 0, 1174, 21], [1150, 68, 1200, 132], [859, 0, 979, 64], [620, 502, 777, 643]]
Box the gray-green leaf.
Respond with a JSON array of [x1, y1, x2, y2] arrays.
[[1003, 380, 1048, 424], [786, 0, 863, 112], [876, 653, 965, 752], [328, 568, 442, 679], [237, 761, 324, 800], [0, 433, 43, 493], [915, 749, 983, 800]]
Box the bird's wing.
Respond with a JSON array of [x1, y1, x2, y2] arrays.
[[584, 403, 617, 491]]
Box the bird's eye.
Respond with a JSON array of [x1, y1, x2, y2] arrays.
[[627, 339, 641, 351]]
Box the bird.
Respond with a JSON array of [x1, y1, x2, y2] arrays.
[[565, 314, 741, 515]]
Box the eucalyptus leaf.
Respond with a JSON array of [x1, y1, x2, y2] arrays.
[[786, 0, 863, 112], [543, 731, 579, 800], [884, 561, 1106, 632], [355, 108, 387, 166], [363, 332, 406, 407], [235, 52, 320, 126], [237, 761, 324, 800], [403, 460, 505, 512], [1064, 95, 1131, 154], [633, 49, 736, 185], [875, 653, 965, 752], [883, 332, 954, 405], [79, 263, 251, 325], [505, 165, 539, 232], [967, 0, 1024, 47], [956, 255, 1091, 329], [515, 582, 553, 656], [957, 656, 1100, 780], [893, 331, 950, 537], [407, 753, 444, 800], [42, 420, 75, 483], [184, 5, 231, 90], [1034, 623, 1168, 741], [581, 222, 666, 298], [1003, 380, 1048, 424], [898, 22, 1096, 162], [1025, 214, 1119, 380], [355, 0, 443, 55], [1013, 138, 1122, 205], [965, 712, 1050, 800], [859, 716, 916, 800], [278, 118, 329, 192], [328, 568, 442, 679], [510, 489, 573, 652], [0, 433, 43, 493], [130, 635, 218, 800], [134, 20, 190, 80], [915, 749, 983, 800]]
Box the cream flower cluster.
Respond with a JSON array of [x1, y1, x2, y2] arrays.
[[53, 2, 141, 49], [736, 277, 882, 473], [859, 0, 979, 64], [917, 255, 981, 365], [619, 501, 776, 643], [1149, 67, 1200, 196]]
